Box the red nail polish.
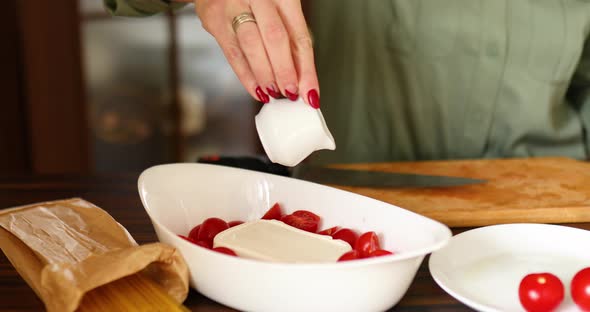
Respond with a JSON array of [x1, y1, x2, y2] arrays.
[[285, 89, 298, 101], [266, 87, 281, 99], [307, 89, 320, 109], [256, 86, 269, 103]]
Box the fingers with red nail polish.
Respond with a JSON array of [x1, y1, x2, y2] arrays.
[[285, 88, 298, 101], [266, 85, 281, 99], [256, 86, 270, 103], [307, 89, 320, 109], [194, 0, 320, 108]]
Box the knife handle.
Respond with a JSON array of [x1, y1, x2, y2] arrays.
[[197, 155, 290, 176]]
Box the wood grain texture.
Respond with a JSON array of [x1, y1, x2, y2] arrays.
[[0, 174, 471, 311], [0, 174, 588, 311], [329, 157, 590, 227]]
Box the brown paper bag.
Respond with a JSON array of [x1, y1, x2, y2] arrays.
[[0, 198, 189, 312]]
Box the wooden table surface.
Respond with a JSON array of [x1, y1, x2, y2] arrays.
[[0, 174, 588, 311]]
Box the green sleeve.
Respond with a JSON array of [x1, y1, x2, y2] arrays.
[[568, 36, 590, 157], [103, 0, 187, 17]]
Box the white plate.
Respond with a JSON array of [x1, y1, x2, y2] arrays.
[[138, 163, 452, 312], [429, 223, 590, 312]]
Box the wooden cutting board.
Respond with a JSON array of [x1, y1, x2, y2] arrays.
[[329, 157, 590, 227]]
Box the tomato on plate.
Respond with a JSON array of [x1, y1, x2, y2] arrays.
[[332, 228, 358, 248], [571, 267, 590, 311], [355, 232, 380, 258], [198, 217, 229, 246], [261, 203, 283, 220], [178, 234, 197, 243], [188, 224, 201, 241], [337, 250, 360, 262], [518, 272, 564, 312], [180, 234, 210, 248], [281, 210, 321, 232], [228, 220, 244, 227], [195, 240, 210, 249], [212, 247, 237, 256], [292, 210, 320, 222], [318, 226, 340, 236], [368, 249, 393, 257]]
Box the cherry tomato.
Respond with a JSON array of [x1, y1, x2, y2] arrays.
[[178, 234, 197, 244], [261, 203, 282, 220], [318, 226, 340, 236], [197, 217, 229, 246], [368, 249, 393, 257], [519, 272, 564, 312], [195, 240, 210, 249], [212, 247, 237, 256], [355, 232, 381, 258], [337, 250, 360, 262], [292, 210, 320, 222], [228, 220, 244, 227], [332, 228, 359, 248], [571, 267, 590, 311], [179, 234, 210, 248], [281, 210, 321, 232], [188, 224, 201, 241]]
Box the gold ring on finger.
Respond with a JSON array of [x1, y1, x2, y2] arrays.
[[232, 12, 257, 33]]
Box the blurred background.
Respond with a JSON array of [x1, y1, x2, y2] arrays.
[[1, 1, 269, 175]]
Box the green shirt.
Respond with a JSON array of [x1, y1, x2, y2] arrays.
[[105, 0, 590, 164], [102, 0, 185, 16]]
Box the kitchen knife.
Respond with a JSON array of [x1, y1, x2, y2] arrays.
[[197, 156, 486, 188], [293, 165, 486, 188]]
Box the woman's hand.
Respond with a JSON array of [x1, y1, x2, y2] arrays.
[[193, 0, 319, 108]]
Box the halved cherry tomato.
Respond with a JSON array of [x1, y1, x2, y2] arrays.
[[337, 250, 360, 262], [281, 215, 318, 232], [228, 220, 244, 227], [178, 234, 197, 243], [368, 249, 393, 257], [571, 267, 590, 311], [292, 210, 320, 222], [188, 224, 201, 241], [355, 232, 381, 258], [332, 228, 359, 248], [519, 272, 564, 312], [180, 234, 210, 248], [212, 247, 237, 256], [261, 203, 282, 220], [281, 210, 320, 232], [197, 217, 229, 246], [195, 240, 210, 249], [318, 226, 340, 236]]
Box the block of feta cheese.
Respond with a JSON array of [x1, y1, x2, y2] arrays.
[[213, 219, 352, 263]]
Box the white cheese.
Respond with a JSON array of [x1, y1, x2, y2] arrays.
[[213, 219, 351, 263]]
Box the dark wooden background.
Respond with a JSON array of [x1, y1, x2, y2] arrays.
[[1, 0, 90, 175]]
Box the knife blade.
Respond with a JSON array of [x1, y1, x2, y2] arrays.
[[196, 155, 486, 188], [292, 166, 486, 188]]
